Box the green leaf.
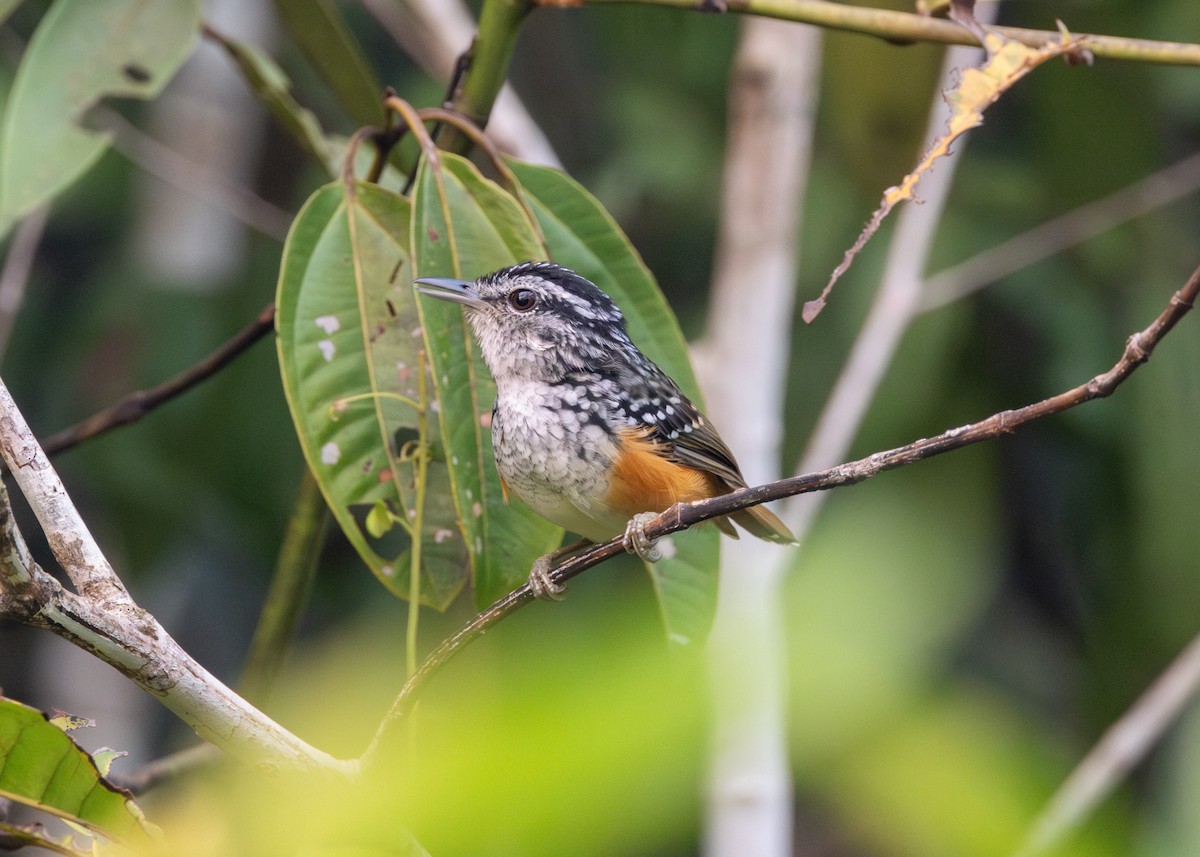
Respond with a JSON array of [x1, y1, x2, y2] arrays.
[[0, 0, 200, 237], [507, 159, 720, 642], [269, 0, 383, 129], [0, 697, 152, 844], [209, 31, 339, 177], [277, 180, 468, 609], [411, 152, 563, 606]]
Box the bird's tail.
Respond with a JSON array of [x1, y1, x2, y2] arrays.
[[728, 503, 797, 545]]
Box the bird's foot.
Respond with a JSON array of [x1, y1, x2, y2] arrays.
[[529, 553, 568, 601], [623, 512, 662, 563]]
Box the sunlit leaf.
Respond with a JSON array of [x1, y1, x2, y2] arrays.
[[0, 696, 153, 844], [508, 159, 720, 642], [411, 151, 563, 607], [0, 0, 200, 237], [277, 180, 468, 609]]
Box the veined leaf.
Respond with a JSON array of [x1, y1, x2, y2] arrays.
[[277, 180, 468, 609], [0, 697, 153, 844], [507, 159, 720, 643], [0, 0, 200, 237], [411, 152, 562, 607]]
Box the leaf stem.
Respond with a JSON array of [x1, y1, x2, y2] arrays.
[[239, 468, 328, 702], [407, 349, 431, 679]]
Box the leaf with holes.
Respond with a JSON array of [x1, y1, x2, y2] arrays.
[[0, 0, 200, 237], [507, 159, 720, 643], [0, 697, 153, 845], [277, 180, 468, 608], [411, 151, 563, 607]]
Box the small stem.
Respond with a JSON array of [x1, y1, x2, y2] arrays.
[[558, 0, 1200, 67], [407, 350, 431, 679], [436, 0, 533, 155], [239, 468, 328, 702]]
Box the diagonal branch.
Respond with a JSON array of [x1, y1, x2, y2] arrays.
[[364, 260, 1200, 759], [0, 377, 354, 779]]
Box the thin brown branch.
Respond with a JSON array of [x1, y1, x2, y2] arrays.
[[40, 304, 275, 456], [560, 0, 1200, 67], [364, 261, 1200, 760]]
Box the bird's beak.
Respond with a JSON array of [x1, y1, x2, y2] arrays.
[[414, 277, 487, 310]]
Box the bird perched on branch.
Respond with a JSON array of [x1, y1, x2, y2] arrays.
[[416, 261, 794, 598]]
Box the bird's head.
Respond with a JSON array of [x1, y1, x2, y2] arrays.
[[415, 261, 633, 382]]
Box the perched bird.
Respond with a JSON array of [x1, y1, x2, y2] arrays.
[[416, 261, 794, 597]]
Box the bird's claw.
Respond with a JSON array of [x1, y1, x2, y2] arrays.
[[529, 553, 568, 601], [623, 512, 662, 562]]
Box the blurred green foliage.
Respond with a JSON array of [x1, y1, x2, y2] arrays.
[[0, 0, 1198, 855]]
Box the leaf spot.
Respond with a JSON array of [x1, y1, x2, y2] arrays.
[[314, 315, 340, 334], [472, 502, 482, 518], [321, 442, 340, 465], [381, 565, 396, 578], [427, 227, 439, 242], [318, 340, 335, 361], [479, 410, 492, 429], [378, 469, 393, 483], [433, 529, 454, 544]]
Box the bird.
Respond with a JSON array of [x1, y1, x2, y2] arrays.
[[415, 261, 795, 598]]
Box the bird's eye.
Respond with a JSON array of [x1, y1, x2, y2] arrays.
[[508, 289, 537, 312]]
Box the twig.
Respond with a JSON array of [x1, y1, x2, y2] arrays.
[[0, 205, 48, 359], [785, 23, 991, 540], [363, 260, 1200, 760], [561, 0, 1200, 67], [40, 303, 275, 456], [1014, 628, 1200, 856]]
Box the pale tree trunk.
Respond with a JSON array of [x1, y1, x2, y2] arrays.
[[694, 17, 821, 857]]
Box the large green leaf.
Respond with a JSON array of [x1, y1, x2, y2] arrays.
[[277, 180, 468, 609], [507, 159, 720, 643], [0, 697, 152, 844], [411, 152, 563, 607], [0, 0, 200, 237]]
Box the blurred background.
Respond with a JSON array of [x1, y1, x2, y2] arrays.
[[1, 0, 1200, 854]]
